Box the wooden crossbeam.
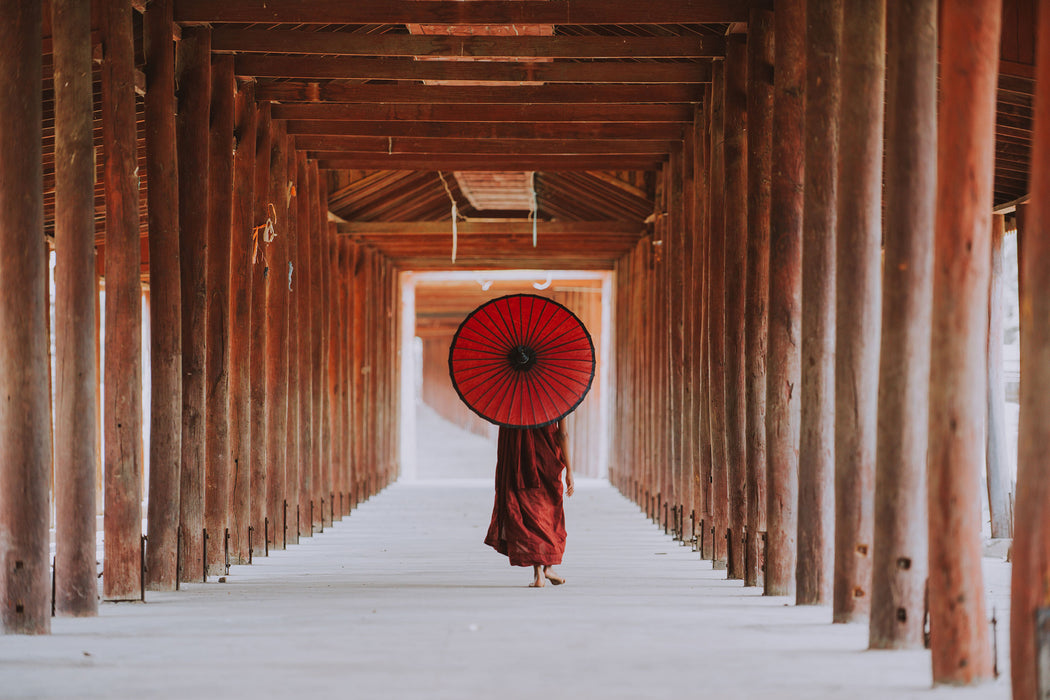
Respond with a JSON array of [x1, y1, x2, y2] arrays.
[[234, 55, 712, 84], [300, 137, 677, 155], [338, 220, 644, 236], [175, 0, 748, 25], [286, 120, 683, 140], [317, 155, 665, 171], [272, 102, 694, 123], [255, 83, 703, 104], [212, 29, 725, 59]]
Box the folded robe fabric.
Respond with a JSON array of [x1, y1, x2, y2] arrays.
[[484, 423, 567, 567]]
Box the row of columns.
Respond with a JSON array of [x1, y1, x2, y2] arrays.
[[611, 0, 1025, 690], [1, 0, 400, 634]]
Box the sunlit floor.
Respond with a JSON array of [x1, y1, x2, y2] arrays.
[[3, 406, 1012, 699]]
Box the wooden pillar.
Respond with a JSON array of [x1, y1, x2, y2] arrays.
[[707, 62, 728, 570], [316, 167, 334, 521], [101, 0, 143, 602], [143, 0, 181, 591], [285, 146, 303, 541], [264, 120, 290, 549], [53, 0, 99, 613], [833, 0, 885, 622], [765, 0, 805, 598], [869, 0, 936, 650], [744, 8, 773, 589], [228, 82, 257, 564], [308, 160, 325, 528], [294, 150, 312, 537], [1013, 1, 1050, 693], [204, 56, 235, 575], [680, 131, 697, 534], [0, 0, 50, 633], [796, 0, 841, 607], [693, 104, 713, 558], [986, 214, 1014, 540], [331, 229, 346, 518], [723, 35, 748, 580], [350, 243, 365, 507], [176, 26, 210, 581], [928, 0, 999, 684], [248, 102, 271, 557]]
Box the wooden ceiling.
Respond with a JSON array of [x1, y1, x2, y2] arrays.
[[38, 0, 1039, 273]]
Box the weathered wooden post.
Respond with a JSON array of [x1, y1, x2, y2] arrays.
[[796, 0, 841, 607], [765, 0, 805, 598], [285, 146, 302, 541], [295, 150, 314, 535], [986, 214, 1014, 540], [744, 7, 773, 588], [833, 0, 885, 623], [928, 0, 999, 685], [176, 26, 210, 581], [869, 0, 936, 651], [248, 102, 271, 557], [101, 0, 143, 602], [0, 0, 51, 632], [264, 120, 290, 549], [54, 0, 100, 612], [228, 82, 257, 564], [312, 165, 330, 525], [723, 35, 748, 580], [205, 55, 235, 575], [1011, 2, 1050, 695]]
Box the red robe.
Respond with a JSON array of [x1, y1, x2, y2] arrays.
[[484, 423, 567, 567]]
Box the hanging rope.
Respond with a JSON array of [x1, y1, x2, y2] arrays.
[[438, 171, 463, 263], [251, 202, 278, 264], [529, 171, 538, 248]]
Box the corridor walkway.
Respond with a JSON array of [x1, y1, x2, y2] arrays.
[[1, 476, 1011, 699]]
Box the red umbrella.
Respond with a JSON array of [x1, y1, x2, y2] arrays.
[[448, 293, 595, 428]]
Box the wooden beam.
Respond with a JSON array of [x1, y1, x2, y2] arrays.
[[175, 0, 748, 25], [235, 55, 710, 84], [254, 83, 702, 105], [248, 102, 270, 558], [213, 28, 725, 59], [0, 0, 50, 633], [101, 0, 143, 603], [337, 220, 643, 236], [317, 156, 665, 171], [273, 102, 694, 124], [300, 137, 676, 156], [286, 120, 683, 141]]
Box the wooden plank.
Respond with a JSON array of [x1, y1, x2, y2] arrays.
[[143, 0, 181, 593], [273, 102, 694, 124], [928, 0, 998, 684], [318, 156, 664, 171], [0, 0, 50, 633], [869, 0, 936, 650], [255, 83, 702, 105], [832, 0, 884, 623], [101, 0, 143, 602], [301, 137, 676, 156], [213, 28, 725, 59], [175, 0, 748, 25], [235, 55, 711, 84], [338, 221, 643, 236], [286, 119, 683, 141], [764, 0, 805, 598]]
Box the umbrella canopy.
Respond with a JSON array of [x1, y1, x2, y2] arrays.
[[448, 293, 595, 428]]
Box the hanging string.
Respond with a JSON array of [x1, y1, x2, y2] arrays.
[[437, 171, 462, 263], [529, 171, 538, 248], [251, 202, 278, 264]]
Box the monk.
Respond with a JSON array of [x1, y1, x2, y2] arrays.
[[484, 419, 575, 587]]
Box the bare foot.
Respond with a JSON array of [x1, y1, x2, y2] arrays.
[[530, 565, 545, 588], [544, 566, 566, 585]]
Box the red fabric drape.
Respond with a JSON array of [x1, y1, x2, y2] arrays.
[[484, 423, 567, 567]]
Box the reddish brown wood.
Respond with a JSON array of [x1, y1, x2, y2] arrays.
[[286, 147, 303, 540], [722, 35, 748, 580], [257, 83, 701, 105], [177, 26, 211, 580], [314, 164, 332, 522], [289, 119, 680, 141], [0, 0, 50, 633], [833, 0, 884, 622], [668, 145, 686, 528], [228, 82, 257, 564], [330, 230, 345, 517], [928, 0, 999, 684], [248, 102, 272, 556], [795, 0, 841, 607], [1013, 2, 1050, 693], [986, 214, 1014, 540], [744, 8, 773, 589], [350, 243, 366, 507], [303, 137, 676, 156], [295, 150, 315, 533], [765, 0, 805, 598], [53, 0, 100, 613], [306, 158, 324, 526], [275, 102, 693, 124], [101, 0, 143, 602], [143, 0, 181, 592], [869, 0, 936, 649], [706, 61, 728, 570], [318, 156, 664, 172], [264, 120, 290, 549]]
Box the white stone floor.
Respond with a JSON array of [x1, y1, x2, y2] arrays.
[[3, 406, 1012, 699]]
